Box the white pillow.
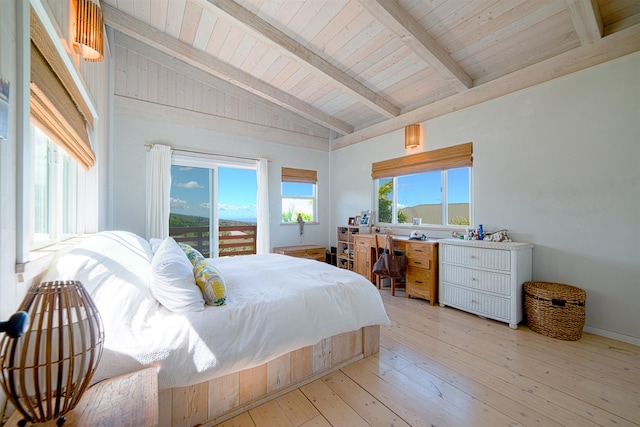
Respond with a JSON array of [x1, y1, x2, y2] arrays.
[[149, 237, 204, 312], [149, 238, 163, 254]]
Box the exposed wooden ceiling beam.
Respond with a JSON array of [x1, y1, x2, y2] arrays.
[[201, 0, 401, 119], [566, 0, 604, 45], [360, 0, 473, 92], [334, 22, 640, 149], [102, 3, 353, 136]]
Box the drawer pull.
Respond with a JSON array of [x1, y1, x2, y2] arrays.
[[471, 277, 477, 281], [414, 261, 422, 265]]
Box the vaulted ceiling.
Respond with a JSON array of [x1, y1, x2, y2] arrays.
[[102, 0, 640, 149]]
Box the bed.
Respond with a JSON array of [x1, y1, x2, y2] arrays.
[[42, 231, 389, 426]]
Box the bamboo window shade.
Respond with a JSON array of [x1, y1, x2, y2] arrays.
[[282, 167, 317, 183], [30, 9, 95, 170], [371, 142, 472, 179]]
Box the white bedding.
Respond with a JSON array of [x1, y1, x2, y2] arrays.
[[43, 231, 390, 389]]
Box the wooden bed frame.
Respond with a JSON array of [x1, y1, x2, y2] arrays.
[[158, 324, 380, 427]]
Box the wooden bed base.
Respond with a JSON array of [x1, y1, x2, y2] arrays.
[[158, 325, 380, 427]]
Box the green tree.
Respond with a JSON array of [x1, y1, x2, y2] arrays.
[[377, 181, 407, 223]]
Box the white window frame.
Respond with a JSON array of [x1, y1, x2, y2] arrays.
[[171, 153, 257, 258], [280, 181, 318, 224], [30, 124, 79, 251], [375, 167, 472, 228]]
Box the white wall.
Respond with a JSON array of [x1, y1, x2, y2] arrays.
[[0, 0, 111, 355], [331, 52, 640, 344], [110, 106, 332, 250], [0, 0, 19, 324]]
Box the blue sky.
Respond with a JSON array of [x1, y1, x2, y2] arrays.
[[171, 165, 469, 220], [385, 167, 470, 208], [170, 165, 257, 220]]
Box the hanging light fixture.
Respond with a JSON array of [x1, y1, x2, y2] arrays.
[[405, 124, 423, 149], [74, 0, 104, 62], [0, 281, 104, 425]]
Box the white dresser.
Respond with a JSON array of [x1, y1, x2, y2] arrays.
[[439, 239, 533, 329]]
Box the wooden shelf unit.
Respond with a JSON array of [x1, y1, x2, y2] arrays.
[[336, 225, 370, 271]]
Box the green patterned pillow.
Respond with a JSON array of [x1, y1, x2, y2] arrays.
[[194, 259, 227, 306], [178, 243, 205, 266]]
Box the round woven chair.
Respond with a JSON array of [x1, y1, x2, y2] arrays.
[[524, 281, 586, 341]]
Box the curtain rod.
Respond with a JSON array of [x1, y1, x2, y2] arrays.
[[144, 144, 270, 162]]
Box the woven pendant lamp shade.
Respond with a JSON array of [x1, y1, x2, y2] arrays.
[[74, 0, 104, 62], [0, 281, 104, 424]]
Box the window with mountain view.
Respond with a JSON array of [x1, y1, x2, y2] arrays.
[[377, 167, 470, 226], [169, 161, 257, 257]]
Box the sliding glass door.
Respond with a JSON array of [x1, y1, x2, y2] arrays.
[[169, 156, 257, 257]]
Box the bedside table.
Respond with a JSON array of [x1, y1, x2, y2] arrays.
[[273, 244, 326, 262]]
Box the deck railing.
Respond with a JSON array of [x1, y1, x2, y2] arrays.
[[169, 225, 257, 258]]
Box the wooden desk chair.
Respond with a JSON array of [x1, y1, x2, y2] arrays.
[[373, 234, 406, 296]]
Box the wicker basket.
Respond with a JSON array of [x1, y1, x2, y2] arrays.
[[524, 281, 586, 341]]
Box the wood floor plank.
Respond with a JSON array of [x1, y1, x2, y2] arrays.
[[274, 389, 321, 426], [299, 415, 332, 427], [215, 412, 255, 427], [321, 370, 411, 427], [381, 308, 636, 426], [385, 305, 640, 424], [300, 379, 370, 426], [248, 398, 294, 427], [214, 290, 640, 427]]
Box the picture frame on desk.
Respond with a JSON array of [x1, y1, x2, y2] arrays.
[[348, 217, 356, 225], [360, 210, 371, 226]]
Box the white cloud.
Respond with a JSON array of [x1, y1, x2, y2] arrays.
[[177, 181, 204, 189], [199, 202, 210, 210], [219, 203, 256, 212], [170, 197, 189, 208]]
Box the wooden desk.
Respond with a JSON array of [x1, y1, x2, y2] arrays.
[[6, 367, 159, 427], [354, 234, 439, 305], [273, 244, 326, 262]]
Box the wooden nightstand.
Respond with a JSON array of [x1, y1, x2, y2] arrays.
[[6, 367, 159, 427], [273, 244, 326, 262]]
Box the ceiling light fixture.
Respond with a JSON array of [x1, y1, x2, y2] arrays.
[[405, 124, 422, 149], [74, 0, 104, 62]]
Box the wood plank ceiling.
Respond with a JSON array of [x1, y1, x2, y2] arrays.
[[102, 0, 640, 149]]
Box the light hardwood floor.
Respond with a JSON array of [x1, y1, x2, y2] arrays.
[[216, 288, 640, 427]]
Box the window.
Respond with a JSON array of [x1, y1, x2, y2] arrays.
[[169, 156, 258, 257], [373, 143, 472, 227], [376, 168, 470, 226], [31, 125, 77, 248], [281, 167, 317, 223]]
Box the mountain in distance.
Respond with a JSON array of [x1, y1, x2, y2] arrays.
[[169, 213, 256, 227]]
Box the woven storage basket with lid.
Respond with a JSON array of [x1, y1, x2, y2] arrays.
[[524, 281, 586, 341]]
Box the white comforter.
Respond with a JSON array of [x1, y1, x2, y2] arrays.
[[43, 231, 390, 389]]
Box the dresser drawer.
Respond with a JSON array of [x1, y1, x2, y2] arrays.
[[441, 244, 510, 271], [406, 266, 434, 301], [441, 284, 510, 321], [441, 264, 511, 296], [406, 266, 433, 287]]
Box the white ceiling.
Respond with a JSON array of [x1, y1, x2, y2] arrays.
[[102, 0, 640, 148]]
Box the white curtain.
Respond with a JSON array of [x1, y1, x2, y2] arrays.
[[146, 144, 172, 240], [256, 158, 270, 254]]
